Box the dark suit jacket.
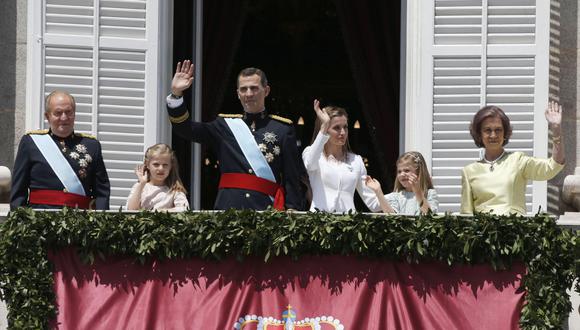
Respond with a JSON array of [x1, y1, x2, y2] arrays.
[[10, 130, 111, 210], [168, 103, 306, 210]]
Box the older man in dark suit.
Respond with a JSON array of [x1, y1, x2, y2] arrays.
[[10, 91, 110, 210]]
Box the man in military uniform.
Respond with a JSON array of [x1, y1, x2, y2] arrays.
[[166, 60, 305, 210], [10, 91, 111, 210]]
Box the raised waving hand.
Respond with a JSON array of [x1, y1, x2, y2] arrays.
[[171, 60, 194, 97], [313, 99, 330, 133]]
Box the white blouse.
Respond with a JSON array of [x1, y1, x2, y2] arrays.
[[126, 182, 189, 212], [302, 132, 380, 212]]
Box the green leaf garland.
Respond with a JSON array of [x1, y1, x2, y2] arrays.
[[0, 208, 578, 329]]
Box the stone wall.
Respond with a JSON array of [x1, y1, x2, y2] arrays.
[[549, 0, 579, 213], [0, 0, 26, 175]]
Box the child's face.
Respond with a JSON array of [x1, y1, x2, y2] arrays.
[[147, 153, 172, 185], [397, 162, 418, 191]]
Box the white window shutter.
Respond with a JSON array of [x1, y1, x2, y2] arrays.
[[434, 0, 483, 45], [26, 0, 172, 209], [405, 0, 549, 213], [432, 56, 483, 208]]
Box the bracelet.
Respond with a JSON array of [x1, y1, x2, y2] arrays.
[[169, 92, 182, 99], [552, 135, 562, 144]]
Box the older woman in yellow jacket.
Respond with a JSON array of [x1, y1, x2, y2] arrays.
[[460, 102, 565, 215]]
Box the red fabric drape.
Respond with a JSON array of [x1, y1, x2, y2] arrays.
[[50, 249, 524, 329], [334, 1, 400, 187]]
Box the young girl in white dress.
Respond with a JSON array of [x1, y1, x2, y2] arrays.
[[366, 151, 438, 215], [126, 144, 189, 211], [302, 99, 380, 212]]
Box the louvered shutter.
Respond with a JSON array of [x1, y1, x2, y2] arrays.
[[404, 0, 549, 213], [26, 0, 172, 208]]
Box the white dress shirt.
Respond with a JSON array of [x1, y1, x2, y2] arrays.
[[302, 132, 380, 212]]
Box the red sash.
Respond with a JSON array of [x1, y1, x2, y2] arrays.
[[218, 173, 285, 210], [29, 189, 92, 209]]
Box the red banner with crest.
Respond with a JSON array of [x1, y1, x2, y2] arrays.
[[49, 248, 524, 329]]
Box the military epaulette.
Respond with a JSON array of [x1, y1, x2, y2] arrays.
[[269, 114, 293, 125], [218, 113, 243, 118], [26, 129, 49, 135], [77, 132, 96, 139]]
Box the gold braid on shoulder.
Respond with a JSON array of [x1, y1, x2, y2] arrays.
[[269, 115, 293, 125]]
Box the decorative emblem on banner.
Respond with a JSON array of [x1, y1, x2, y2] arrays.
[[233, 305, 344, 330]]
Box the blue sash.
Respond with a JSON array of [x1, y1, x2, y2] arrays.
[[224, 118, 276, 183], [30, 134, 86, 196]]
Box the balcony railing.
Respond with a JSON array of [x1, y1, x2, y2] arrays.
[[0, 207, 578, 329]]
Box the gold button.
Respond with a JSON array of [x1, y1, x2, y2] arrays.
[[248, 169, 253, 174], [245, 193, 250, 198]]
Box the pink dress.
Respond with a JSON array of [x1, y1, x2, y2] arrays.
[[125, 182, 189, 211]]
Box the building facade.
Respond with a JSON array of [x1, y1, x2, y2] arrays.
[[1, 0, 579, 213]]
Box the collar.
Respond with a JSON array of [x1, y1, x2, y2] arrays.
[[49, 129, 75, 141], [243, 109, 268, 123], [479, 148, 506, 163]]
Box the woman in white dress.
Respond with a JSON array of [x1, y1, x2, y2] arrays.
[[302, 100, 379, 212]]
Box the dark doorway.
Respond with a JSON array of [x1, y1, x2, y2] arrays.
[[172, 0, 400, 210]]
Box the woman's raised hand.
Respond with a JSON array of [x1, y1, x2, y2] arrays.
[[171, 60, 194, 96], [314, 99, 330, 133], [545, 100, 565, 164], [365, 175, 383, 194], [545, 101, 562, 128]]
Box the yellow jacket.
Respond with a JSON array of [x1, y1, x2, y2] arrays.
[[460, 151, 564, 215]]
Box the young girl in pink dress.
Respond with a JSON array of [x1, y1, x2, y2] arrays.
[[126, 144, 189, 211]]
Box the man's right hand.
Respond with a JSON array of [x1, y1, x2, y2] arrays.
[[171, 60, 194, 96]]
